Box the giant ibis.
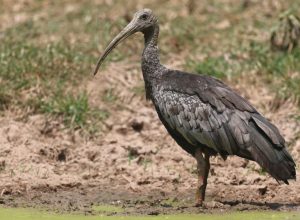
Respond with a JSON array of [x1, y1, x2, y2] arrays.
[[93, 9, 296, 206]]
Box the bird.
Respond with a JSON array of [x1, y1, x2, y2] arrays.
[[93, 9, 296, 206]]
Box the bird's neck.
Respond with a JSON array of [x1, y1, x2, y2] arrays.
[[141, 24, 164, 99], [142, 24, 162, 76]]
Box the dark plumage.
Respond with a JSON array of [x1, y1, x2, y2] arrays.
[[93, 9, 296, 206], [154, 71, 295, 182]]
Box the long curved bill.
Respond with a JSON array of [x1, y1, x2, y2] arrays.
[[92, 21, 137, 76]]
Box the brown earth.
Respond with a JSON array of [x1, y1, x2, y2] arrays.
[[0, 62, 299, 215]]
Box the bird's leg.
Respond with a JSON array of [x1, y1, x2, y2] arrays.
[[194, 148, 210, 207]]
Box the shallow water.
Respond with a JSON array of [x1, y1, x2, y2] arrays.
[[0, 207, 299, 220]]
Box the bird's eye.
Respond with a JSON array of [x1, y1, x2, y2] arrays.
[[140, 14, 148, 20]]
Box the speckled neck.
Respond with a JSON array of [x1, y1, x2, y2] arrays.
[[142, 24, 161, 72], [141, 24, 164, 99]]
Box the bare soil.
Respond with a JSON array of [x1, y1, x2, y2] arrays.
[[0, 62, 299, 215]]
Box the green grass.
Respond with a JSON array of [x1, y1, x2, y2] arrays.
[[0, 33, 107, 132], [179, 1, 300, 108], [0, 207, 299, 220], [186, 17, 300, 107], [248, 43, 300, 104], [0, 1, 152, 133], [39, 92, 109, 130], [1, 0, 300, 134], [187, 57, 229, 79], [92, 205, 124, 214], [187, 39, 300, 106], [0, 3, 113, 133]]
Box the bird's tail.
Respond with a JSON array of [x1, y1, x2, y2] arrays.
[[247, 118, 296, 184]]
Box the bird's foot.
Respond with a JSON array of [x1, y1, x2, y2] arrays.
[[194, 200, 203, 207]]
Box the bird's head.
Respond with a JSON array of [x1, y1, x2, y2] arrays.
[[93, 8, 157, 75]]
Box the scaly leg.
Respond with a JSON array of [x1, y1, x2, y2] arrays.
[[194, 148, 210, 207]]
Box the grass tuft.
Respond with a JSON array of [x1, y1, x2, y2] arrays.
[[187, 57, 229, 79], [248, 43, 300, 105], [40, 92, 106, 129], [0, 18, 108, 134]]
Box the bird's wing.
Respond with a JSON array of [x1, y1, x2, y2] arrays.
[[193, 80, 286, 148], [156, 74, 285, 153], [159, 71, 285, 149], [156, 73, 295, 181], [155, 89, 251, 157]]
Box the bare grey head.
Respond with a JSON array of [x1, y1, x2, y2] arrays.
[[93, 8, 158, 75]]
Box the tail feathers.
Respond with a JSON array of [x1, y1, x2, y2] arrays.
[[247, 121, 296, 183], [250, 145, 296, 183]]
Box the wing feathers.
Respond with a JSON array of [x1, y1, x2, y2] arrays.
[[156, 71, 295, 183], [251, 113, 285, 147]]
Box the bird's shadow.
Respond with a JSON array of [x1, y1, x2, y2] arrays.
[[217, 200, 300, 210]]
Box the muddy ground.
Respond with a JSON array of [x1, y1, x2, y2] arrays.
[[0, 62, 299, 215]]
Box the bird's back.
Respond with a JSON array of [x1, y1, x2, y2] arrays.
[[150, 69, 296, 183]]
